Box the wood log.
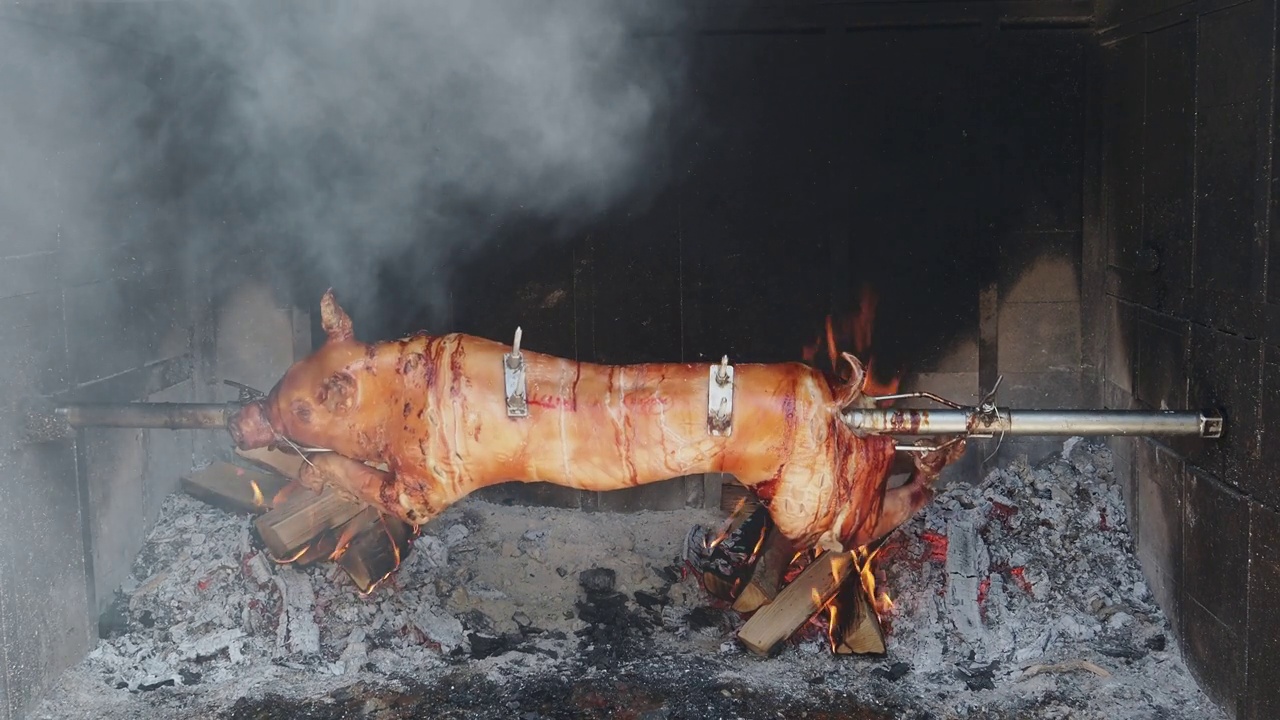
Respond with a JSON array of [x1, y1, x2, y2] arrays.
[[181, 461, 290, 515], [235, 446, 306, 480], [829, 572, 886, 655], [338, 512, 413, 594], [698, 500, 768, 603], [292, 530, 340, 566], [254, 485, 366, 560], [731, 526, 797, 614], [736, 550, 857, 656]]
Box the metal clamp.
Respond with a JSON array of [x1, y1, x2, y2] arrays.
[[707, 355, 734, 436], [504, 327, 528, 418]]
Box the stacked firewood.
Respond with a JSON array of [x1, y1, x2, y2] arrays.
[[687, 498, 887, 657], [181, 448, 414, 593]]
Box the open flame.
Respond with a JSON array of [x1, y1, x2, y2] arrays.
[[801, 284, 902, 397], [857, 545, 895, 615], [249, 479, 265, 507]]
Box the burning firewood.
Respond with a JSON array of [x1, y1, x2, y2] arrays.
[[731, 525, 797, 614], [335, 511, 413, 594], [736, 550, 859, 656], [828, 568, 887, 655], [686, 498, 771, 603], [234, 446, 307, 481], [180, 461, 290, 516], [735, 548, 887, 657], [253, 485, 366, 560]]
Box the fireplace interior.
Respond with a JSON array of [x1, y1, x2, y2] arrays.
[[0, 0, 1276, 718]]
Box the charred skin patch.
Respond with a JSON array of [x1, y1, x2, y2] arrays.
[[317, 371, 357, 414], [400, 351, 424, 377], [448, 340, 466, 400]]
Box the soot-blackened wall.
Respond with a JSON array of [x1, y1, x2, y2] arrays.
[[1087, 0, 1280, 716]]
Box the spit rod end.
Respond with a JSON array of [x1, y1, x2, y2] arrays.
[[1200, 409, 1225, 439], [21, 400, 73, 444]]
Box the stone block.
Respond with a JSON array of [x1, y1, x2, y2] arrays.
[[997, 301, 1081, 374], [1183, 470, 1249, 639], [0, 440, 93, 720], [1197, 0, 1272, 109], [989, 370, 1082, 408], [1135, 440, 1183, 619], [1247, 502, 1280, 719], [83, 428, 147, 613], [1132, 310, 1189, 411], [1000, 233, 1082, 304], [143, 380, 197, 529], [1187, 327, 1262, 490]]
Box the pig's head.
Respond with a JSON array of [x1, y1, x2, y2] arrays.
[[228, 290, 388, 460]]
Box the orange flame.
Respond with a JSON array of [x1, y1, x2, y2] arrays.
[[708, 496, 749, 553], [269, 544, 311, 564], [355, 516, 407, 597], [328, 517, 368, 562], [249, 479, 265, 507], [801, 284, 902, 397], [271, 482, 305, 507], [857, 545, 895, 615]]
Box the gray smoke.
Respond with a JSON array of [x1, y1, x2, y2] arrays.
[[0, 0, 691, 327]]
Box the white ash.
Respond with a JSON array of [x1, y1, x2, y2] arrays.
[[835, 438, 1225, 718], [33, 440, 1226, 719]]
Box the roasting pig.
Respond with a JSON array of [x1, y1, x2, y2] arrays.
[[227, 290, 965, 551]]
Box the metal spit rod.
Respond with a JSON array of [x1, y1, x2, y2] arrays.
[[55, 403, 236, 430], [843, 407, 1225, 439]]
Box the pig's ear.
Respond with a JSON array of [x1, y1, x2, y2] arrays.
[[320, 289, 354, 343]]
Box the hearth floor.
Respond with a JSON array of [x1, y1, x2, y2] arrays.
[[32, 441, 1224, 720]]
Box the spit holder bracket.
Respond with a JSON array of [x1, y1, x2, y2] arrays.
[[708, 355, 735, 436], [504, 326, 528, 418]]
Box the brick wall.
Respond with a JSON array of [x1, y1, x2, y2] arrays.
[[1087, 0, 1280, 716]]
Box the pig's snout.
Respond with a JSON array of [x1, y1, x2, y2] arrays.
[[227, 400, 276, 450]]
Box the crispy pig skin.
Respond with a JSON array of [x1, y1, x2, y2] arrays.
[[227, 290, 952, 550]]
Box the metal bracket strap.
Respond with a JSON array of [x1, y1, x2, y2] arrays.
[[708, 355, 734, 436], [504, 327, 528, 418]]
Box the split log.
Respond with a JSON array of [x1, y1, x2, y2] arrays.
[[181, 461, 289, 515], [731, 527, 797, 614], [736, 550, 857, 656], [254, 485, 365, 560], [692, 500, 769, 603], [291, 530, 340, 566], [337, 511, 413, 594], [235, 446, 306, 480], [829, 572, 886, 655]]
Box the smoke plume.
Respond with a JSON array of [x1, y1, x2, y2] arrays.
[[0, 0, 690, 330]]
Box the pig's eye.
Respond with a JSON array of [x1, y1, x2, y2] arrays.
[[291, 399, 313, 424]]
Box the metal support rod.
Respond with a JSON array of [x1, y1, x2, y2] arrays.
[[843, 407, 1225, 439], [56, 403, 235, 430]]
